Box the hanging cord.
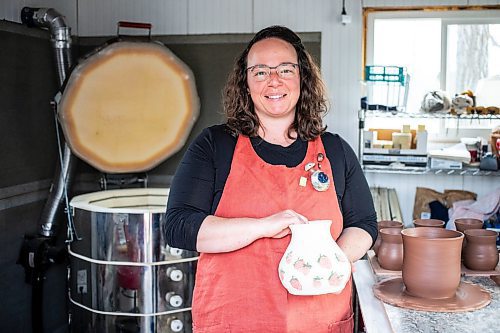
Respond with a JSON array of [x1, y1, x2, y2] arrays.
[[51, 98, 81, 242], [342, 0, 347, 15]]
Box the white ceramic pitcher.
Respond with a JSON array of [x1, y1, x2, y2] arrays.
[[278, 220, 351, 295]]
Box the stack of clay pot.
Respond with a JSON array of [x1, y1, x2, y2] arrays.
[[454, 218, 484, 257], [454, 218, 498, 271], [372, 220, 403, 256], [463, 229, 499, 271], [378, 228, 404, 271]]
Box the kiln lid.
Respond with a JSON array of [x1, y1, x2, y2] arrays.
[[58, 41, 199, 173]]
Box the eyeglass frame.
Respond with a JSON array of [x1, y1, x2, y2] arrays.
[[246, 62, 300, 81]]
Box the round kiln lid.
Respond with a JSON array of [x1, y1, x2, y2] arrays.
[[70, 188, 169, 214], [58, 41, 199, 173]]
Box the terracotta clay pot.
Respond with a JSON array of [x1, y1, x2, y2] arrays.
[[463, 229, 499, 271], [372, 220, 403, 256], [455, 218, 483, 232], [413, 218, 445, 228], [402, 227, 463, 299], [454, 218, 483, 257], [377, 228, 403, 271]]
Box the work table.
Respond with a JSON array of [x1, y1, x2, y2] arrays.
[[353, 260, 500, 333]]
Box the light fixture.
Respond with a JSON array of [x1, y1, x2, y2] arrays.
[[341, 0, 351, 25]]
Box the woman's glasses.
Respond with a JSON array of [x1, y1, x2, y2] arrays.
[[247, 62, 299, 82]]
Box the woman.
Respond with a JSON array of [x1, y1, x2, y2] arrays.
[[166, 25, 377, 333]]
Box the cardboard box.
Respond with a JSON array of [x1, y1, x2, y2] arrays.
[[429, 158, 462, 170]]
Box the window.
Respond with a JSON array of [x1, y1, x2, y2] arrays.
[[445, 22, 500, 97], [365, 8, 500, 137]]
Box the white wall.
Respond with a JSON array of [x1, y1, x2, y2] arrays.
[[2, 0, 498, 224]]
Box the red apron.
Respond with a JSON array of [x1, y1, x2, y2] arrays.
[[192, 135, 353, 333]]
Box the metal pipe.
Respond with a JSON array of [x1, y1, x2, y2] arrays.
[[21, 7, 73, 86], [21, 7, 77, 238]]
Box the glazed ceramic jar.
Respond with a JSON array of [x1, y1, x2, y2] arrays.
[[402, 227, 463, 299], [372, 220, 403, 256], [278, 220, 351, 296], [377, 228, 403, 271], [463, 229, 499, 271], [413, 218, 445, 228]]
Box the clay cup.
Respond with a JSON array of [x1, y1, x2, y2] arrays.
[[402, 227, 463, 299]]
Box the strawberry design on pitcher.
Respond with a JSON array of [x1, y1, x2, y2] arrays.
[[313, 277, 323, 288], [290, 277, 302, 290], [293, 258, 304, 270], [318, 254, 332, 269], [335, 253, 347, 263], [294, 259, 312, 275], [328, 272, 344, 286], [299, 263, 312, 275]]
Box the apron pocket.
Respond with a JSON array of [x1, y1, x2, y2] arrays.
[[328, 312, 354, 333]]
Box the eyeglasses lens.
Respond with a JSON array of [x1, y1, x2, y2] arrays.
[[250, 64, 297, 82]]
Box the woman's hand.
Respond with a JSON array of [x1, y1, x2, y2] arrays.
[[261, 209, 308, 239], [196, 210, 307, 253]]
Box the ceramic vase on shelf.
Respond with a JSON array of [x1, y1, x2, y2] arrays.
[[402, 227, 463, 299], [278, 220, 351, 296], [454, 218, 483, 256], [377, 228, 403, 271], [413, 218, 445, 228], [463, 229, 499, 271], [372, 220, 403, 256]]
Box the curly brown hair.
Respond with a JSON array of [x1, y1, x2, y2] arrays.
[[223, 26, 328, 141]]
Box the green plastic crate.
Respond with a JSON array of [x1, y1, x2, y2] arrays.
[[365, 66, 406, 85]]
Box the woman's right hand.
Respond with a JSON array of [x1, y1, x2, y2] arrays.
[[196, 210, 308, 253], [261, 210, 308, 239]]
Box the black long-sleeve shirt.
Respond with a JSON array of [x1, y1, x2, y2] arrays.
[[165, 124, 377, 251]]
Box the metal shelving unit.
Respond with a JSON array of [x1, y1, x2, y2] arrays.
[[358, 109, 500, 177], [359, 65, 499, 177], [362, 165, 500, 176], [362, 109, 500, 120]]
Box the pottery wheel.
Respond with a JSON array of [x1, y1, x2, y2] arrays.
[[373, 277, 491, 312]]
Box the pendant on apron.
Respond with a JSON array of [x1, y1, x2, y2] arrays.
[[304, 162, 330, 192], [311, 170, 330, 192]]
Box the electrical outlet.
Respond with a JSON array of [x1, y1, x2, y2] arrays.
[[77, 284, 87, 294], [77, 269, 87, 294]]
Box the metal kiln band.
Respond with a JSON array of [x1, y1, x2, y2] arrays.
[[69, 297, 192, 317], [68, 247, 199, 266]]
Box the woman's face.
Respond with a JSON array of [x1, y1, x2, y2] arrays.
[[246, 38, 300, 122]]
